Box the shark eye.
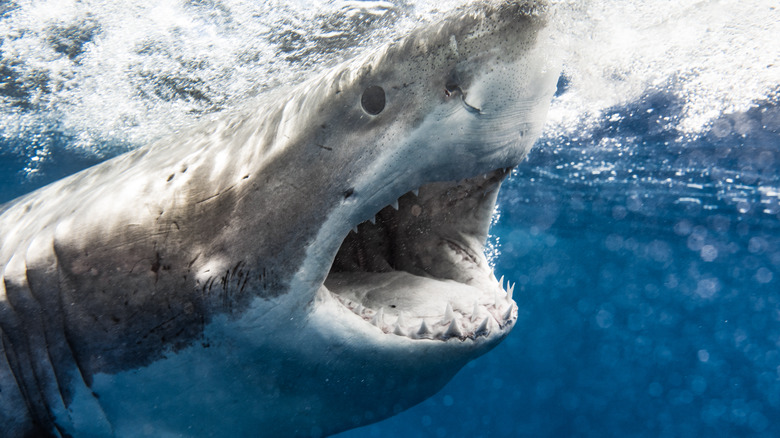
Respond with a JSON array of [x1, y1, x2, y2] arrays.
[[361, 85, 386, 115]]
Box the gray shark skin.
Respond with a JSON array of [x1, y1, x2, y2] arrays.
[[0, 1, 559, 437]]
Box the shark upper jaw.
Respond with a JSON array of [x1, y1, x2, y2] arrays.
[[319, 166, 518, 345]]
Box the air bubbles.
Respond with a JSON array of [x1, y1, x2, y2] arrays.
[[700, 245, 718, 262], [604, 234, 623, 252], [484, 236, 501, 268], [647, 381, 663, 397], [748, 236, 768, 254], [611, 205, 627, 220], [674, 219, 692, 236], [595, 308, 614, 329], [647, 240, 672, 264], [686, 226, 708, 252], [755, 267, 773, 284], [695, 278, 720, 299]]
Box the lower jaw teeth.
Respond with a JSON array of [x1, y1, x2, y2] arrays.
[[332, 284, 517, 341]]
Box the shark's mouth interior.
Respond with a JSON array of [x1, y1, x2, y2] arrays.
[[324, 168, 517, 342]]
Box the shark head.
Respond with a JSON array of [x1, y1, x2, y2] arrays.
[[229, 0, 560, 434], [190, 1, 560, 435], [0, 1, 559, 437]]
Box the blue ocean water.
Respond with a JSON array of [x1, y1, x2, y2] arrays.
[[1, 1, 778, 437]]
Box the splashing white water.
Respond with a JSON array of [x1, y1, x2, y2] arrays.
[[546, 0, 779, 137], [0, 0, 777, 167]]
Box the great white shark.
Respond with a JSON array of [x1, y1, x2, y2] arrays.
[[0, 1, 559, 436]]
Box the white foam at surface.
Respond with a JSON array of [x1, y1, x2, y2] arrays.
[[0, 0, 777, 171], [545, 0, 779, 137]]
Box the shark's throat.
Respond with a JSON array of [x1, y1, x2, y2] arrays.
[[324, 168, 517, 341]]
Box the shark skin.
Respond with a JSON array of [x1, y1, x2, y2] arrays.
[[0, 1, 559, 437]]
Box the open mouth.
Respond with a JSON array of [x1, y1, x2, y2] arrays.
[[324, 168, 518, 342]]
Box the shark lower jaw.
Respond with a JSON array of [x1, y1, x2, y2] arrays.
[[323, 168, 518, 343]]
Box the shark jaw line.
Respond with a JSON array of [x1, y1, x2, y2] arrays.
[[323, 167, 518, 342]]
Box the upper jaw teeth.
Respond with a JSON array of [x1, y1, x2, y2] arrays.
[[332, 276, 517, 341], [354, 169, 507, 230], [497, 274, 515, 301]]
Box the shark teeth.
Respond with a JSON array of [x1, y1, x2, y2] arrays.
[[471, 301, 481, 323], [332, 274, 518, 341], [475, 317, 491, 337], [414, 320, 432, 339], [352, 169, 510, 239], [330, 168, 518, 342], [442, 319, 463, 340], [357, 192, 408, 226], [371, 307, 385, 327], [442, 302, 455, 324], [502, 303, 514, 322]]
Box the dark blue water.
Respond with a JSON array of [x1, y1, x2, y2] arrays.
[[1, 87, 778, 438], [337, 95, 780, 437], [0, 129, 110, 203]]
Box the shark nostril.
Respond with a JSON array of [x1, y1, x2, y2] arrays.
[[445, 68, 461, 96], [445, 81, 460, 95], [445, 81, 482, 114]]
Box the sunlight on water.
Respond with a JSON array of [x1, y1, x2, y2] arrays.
[[1, 0, 776, 171], [546, 0, 779, 137]]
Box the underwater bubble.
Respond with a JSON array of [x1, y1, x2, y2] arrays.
[[755, 267, 773, 284]]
